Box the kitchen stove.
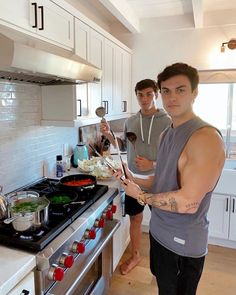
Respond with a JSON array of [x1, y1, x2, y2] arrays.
[[0, 177, 120, 294], [0, 178, 109, 251]]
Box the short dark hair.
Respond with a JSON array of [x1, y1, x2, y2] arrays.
[[135, 79, 158, 95], [157, 63, 199, 92]]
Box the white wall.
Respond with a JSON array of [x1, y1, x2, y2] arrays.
[[0, 81, 77, 193], [120, 15, 236, 112]]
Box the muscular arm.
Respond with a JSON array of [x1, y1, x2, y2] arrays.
[[124, 127, 225, 214]]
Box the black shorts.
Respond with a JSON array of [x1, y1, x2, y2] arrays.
[[149, 233, 205, 295], [125, 194, 145, 216]]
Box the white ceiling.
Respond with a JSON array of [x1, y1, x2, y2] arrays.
[[98, 0, 236, 33], [126, 0, 236, 18]]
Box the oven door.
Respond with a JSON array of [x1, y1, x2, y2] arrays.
[[45, 219, 120, 295]]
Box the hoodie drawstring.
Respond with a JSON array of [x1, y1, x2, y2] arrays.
[[140, 113, 155, 145]]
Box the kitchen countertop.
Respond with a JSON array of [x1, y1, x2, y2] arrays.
[[0, 246, 36, 294], [0, 171, 120, 295]]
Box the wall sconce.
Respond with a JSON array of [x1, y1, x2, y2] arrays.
[[221, 39, 236, 52]]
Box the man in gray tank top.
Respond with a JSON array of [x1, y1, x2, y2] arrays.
[[114, 63, 225, 295]]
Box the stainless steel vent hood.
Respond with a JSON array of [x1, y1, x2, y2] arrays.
[[0, 33, 102, 85]]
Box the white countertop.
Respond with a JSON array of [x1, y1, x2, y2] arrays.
[[0, 246, 36, 295]]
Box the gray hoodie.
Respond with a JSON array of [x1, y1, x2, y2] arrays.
[[120, 109, 171, 175]]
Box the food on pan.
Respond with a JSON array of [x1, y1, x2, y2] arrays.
[[63, 179, 94, 186], [78, 156, 121, 179], [12, 199, 48, 213], [49, 195, 72, 204]]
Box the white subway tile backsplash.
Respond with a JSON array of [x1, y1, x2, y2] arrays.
[[0, 81, 77, 193]]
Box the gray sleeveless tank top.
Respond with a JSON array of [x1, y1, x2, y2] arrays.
[[150, 116, 219, 257]]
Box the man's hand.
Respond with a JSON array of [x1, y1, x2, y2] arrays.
[[120, 178, 142, 199], [100, 119, 111, 137], [135, 155, 154, 171]]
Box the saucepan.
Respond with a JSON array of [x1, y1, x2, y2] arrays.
[[58, 174, 97, 192], [4, 191, 49, 232]]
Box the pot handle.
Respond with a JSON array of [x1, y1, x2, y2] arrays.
[[3, 216, 19, 224]]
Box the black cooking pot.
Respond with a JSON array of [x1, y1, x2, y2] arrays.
[[58, 174, 96, 192], [46, 190, 78, 208]]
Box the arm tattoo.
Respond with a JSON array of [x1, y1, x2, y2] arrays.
[[146, 191, 179, 212], [144, 191, 200, 213]]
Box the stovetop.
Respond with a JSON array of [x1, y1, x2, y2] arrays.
[[0, 178, 108, 251]]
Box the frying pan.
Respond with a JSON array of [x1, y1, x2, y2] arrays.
[[58, 174, 96, 192], [45, 190, 78, 208]]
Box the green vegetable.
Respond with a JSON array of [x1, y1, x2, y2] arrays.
[[50, 195, 71, 204], [12, 199, 48, 213]]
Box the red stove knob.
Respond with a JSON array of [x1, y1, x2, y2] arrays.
[[95, 218, 105, 228], [106, 210, 113, 220], [84, 228, 96, 240], [48, 264, 64, 281], [110, 204, 117, 213], [59, 253, 74, 268], [72, 241, 86, 254]]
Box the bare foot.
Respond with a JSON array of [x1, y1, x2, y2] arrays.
[[119, 256, 142, 275]]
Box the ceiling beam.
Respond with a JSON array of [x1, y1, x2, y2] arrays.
[[192, 0, 204, 28], [98, 0, 140, 34]]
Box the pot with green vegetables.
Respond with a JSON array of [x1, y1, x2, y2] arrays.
[[4, 191, 50, 232]]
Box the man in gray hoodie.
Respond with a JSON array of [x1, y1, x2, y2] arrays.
[[100, 79, 171, 275]]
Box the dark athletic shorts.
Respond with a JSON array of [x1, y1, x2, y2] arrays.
[[125, 194, 145, 216]]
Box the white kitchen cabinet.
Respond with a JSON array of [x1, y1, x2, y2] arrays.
[[0, 0, 32, 31], [113, 191, 130, 271], [0, 0, 74, 48], [75, 19, 103, 120], [41, 13, 132, 126], [7, 271, 35, 295], [102, 41, 132, 117], [208, 193, 236, 241], [229, 196, 236, 241], [122, 50, 132, 114], [87, 28, 104, 118], [102, 38, 115, 115]]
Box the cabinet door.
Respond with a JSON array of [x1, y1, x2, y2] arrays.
[[113, 44, 123, 115], [208, 193, 230, 239], [75, 18, 90, 60], [0, 0, 34, 32], [7, 271, 35, 295], [74, 19, 90, 118], [122, 50, 132, 113], [36, 0, 74, 48], [112, 191, 130, 271], [103, 39, 115, 115], [88, 29, 103, 118], [229, 196, 236, 241]]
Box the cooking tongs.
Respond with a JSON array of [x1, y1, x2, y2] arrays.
[[89, 144, 125, 181], [89, 144, 118, 172]]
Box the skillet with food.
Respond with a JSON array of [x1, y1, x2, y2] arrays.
[[58, 174, 96, 192]]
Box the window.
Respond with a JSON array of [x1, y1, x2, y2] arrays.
[[193, 83, 236, 157]]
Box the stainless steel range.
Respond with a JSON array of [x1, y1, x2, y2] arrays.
[[0, 177, 120, 295]]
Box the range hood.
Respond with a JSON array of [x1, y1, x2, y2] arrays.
[[0, 33, 102, 85]]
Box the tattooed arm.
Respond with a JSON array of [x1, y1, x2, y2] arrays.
[[121, 127, 225, 214]]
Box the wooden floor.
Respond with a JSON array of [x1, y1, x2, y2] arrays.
[[106, 233, 236, 295]]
